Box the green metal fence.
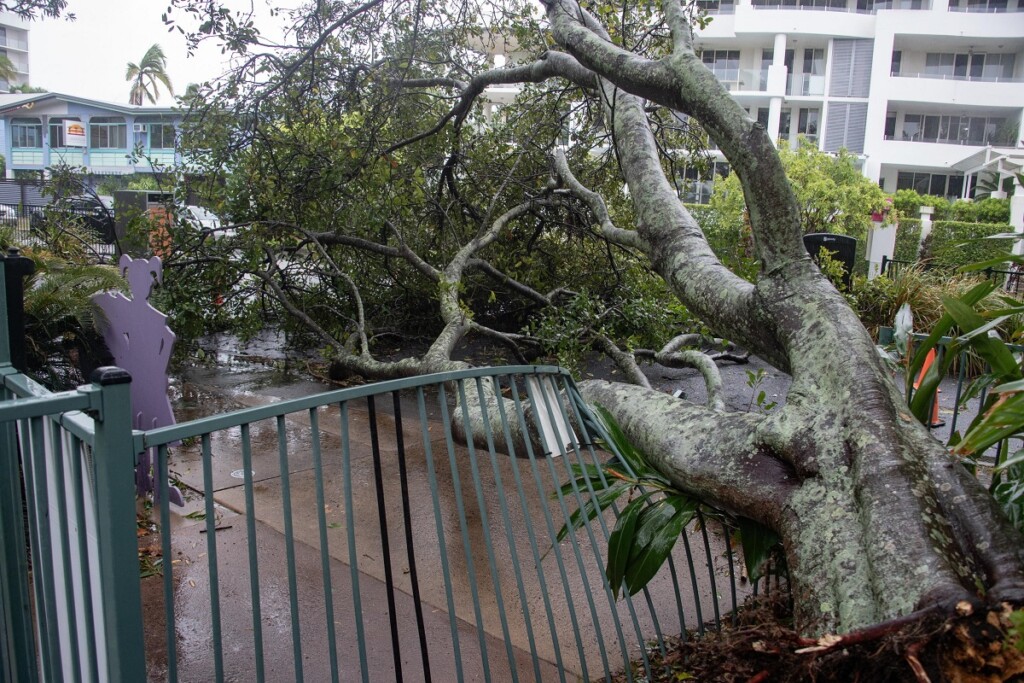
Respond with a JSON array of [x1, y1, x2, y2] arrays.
[[138, 367, 754, 682], [1, 256, 765, 682]]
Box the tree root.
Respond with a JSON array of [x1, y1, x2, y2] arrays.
[[615, 596, 1024, 682]]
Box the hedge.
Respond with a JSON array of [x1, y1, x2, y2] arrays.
[[922, 220, 1013, 270]]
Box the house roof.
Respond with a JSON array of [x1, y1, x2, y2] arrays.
[[0, 92, 179, 117], [951, 146, 1024, 176]]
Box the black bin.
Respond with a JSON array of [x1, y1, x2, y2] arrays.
[[804, 233, 857, 289]]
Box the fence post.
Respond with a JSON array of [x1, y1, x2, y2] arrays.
[[85, 367, 147, 683], [0, 248, 35, 373], [880, 254, 889, 278], [0, 257, 39, 683]]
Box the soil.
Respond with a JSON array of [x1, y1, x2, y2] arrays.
[[619, 595, 1024, 683]]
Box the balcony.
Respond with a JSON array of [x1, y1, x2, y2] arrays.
[[710, 68, 770, 92], [787, 73, 827, 96], [891, 70, 1023, 83]]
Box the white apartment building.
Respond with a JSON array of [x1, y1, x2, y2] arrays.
[[0, 12, 29, 92], [689, 0, 1024, 203]]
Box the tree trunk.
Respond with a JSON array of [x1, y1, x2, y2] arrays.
[[538, 0, 1024, 635]]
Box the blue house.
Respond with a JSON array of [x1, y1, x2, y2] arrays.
[[0, 92, 183, 178]]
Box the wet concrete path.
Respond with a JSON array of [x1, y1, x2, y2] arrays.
[[145, 363, 567, 681]]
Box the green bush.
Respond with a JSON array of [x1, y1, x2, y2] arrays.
[[852, 267, 994, 341], [892, 189, 950, 221], [922, 220, 1013, 270], [948, 197, 1011, 225], [894, 218, 922, 262]]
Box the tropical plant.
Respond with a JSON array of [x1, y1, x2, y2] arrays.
[[557, 406, 781, 597], [126, 43, 174, 105], [0, 54, 18, 88], [902, 273, 1024, 532]]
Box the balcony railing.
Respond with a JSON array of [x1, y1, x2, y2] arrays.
[[751, 0, 931, 12], [711, 68, 769, 92], [891, 71, 1023, 83], [884, 133, 1014, 145], [947, 4, 1024, 11], [787, 73, 826, 96]]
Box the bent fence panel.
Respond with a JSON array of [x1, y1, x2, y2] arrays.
[[141, 366, 753, 682]]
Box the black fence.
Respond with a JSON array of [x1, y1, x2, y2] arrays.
[[0, 201, 116, 259], [880, 256, 1024, 297]]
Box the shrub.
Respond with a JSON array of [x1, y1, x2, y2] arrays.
[[892, 189, 950, 221], [852, 267, 995, 341], [921, 221, 1012, 270], [948, 197, 1011, 225], [894, 219, 922, 262]]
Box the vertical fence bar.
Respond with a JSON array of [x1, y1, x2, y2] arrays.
[[391, 392, 432, 682], [454, 380, 520, 682], [436, 382, 492, 680], [507, 379, 590, 681], [49, 420, 83, 679], [471, 376, 542, 682], [0, 255, 39, 683], [308, 410, 340, 683], [490, 375, 566, 683], [338, 401, 371, 683], [239, 423, 266, 682], [88, 367, 146, 683], [68, 436, 100, 683], [275, 415, 304, 683], [24, 413, 63, 679], [0, 388, 37, 683], [156, 445, 179, 683], [416, 386, 467, 683], [366, 395, 405, 680], [201, 433, 225, 682]]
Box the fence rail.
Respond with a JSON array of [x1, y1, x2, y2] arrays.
[[880, 255, 1024, 296], [1, 244, 770, 681]]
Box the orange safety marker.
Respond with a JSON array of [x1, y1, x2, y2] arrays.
[[912, 348, 945, 428]]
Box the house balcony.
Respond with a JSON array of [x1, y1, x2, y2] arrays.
[[886, 73, 1024, 107]]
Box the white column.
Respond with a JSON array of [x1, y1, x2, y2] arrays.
[[918, 206, 934, 259], [867, 216, 898, 280], [765, 33, 788, 147], [1011, 179, 1024, 257]]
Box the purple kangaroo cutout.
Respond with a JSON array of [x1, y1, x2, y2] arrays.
[[93, 255, 183, 506]]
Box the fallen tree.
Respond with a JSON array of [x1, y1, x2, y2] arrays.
[[163, 0, 1024, 659]]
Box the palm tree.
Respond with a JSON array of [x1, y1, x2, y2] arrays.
[[0, 55, 19, 90], [125, 44, 174, 105]]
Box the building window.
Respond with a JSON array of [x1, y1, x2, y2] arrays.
[[48, 117, 83, 147], [895, 171, 966, 199], [797, 108, 820, 141], [779, 110, 792, 140], [697, 0, 736, 12], [701, 50, 740, 87], [900, 113, 1008, 145], [89, 117, 127, 149], [11, 118, 42, 148], [924, 52, 1016, 80], [890, 50, 902, 76], [680, 161, 732, 204], [948, 0, 1008, 11], [148, 123, 176, 149]]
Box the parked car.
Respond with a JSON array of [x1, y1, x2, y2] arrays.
[[30, 195, 116, 243]]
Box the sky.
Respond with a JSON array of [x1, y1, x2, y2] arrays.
[[25, 0, 299, 106]]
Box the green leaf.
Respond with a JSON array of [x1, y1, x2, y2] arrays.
[[737, 517, 781, 583], [555, 482, 628, 542], [592, 404, 655, 478], [623, 498, 694, 596], [606, 495, 647, 598], [958, 392, 1024, 456], [942, 296, 1019, 378]]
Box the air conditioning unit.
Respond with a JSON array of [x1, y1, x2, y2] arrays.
[[132, 123, 147, 133]]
